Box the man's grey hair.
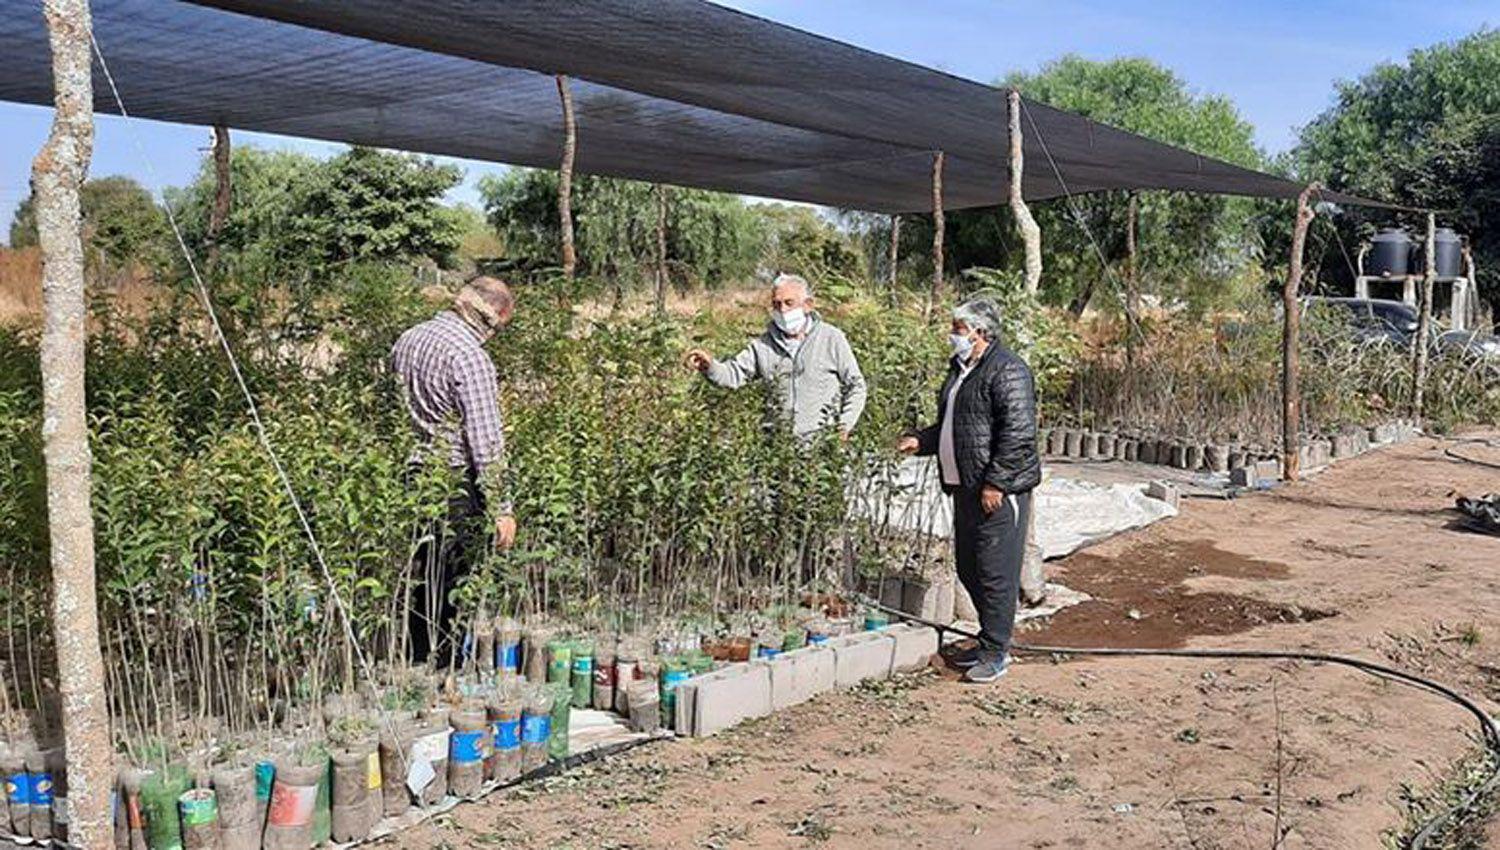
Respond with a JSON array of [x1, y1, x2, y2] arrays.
[[953, 297, 1003, 339], [771, 272, 812, 299]]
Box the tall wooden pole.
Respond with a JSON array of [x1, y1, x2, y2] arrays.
[[1411, 212, 1436, 424], [653, 183, 668, 313], [1281, 184, 1318, 483], [206, 124, 231, 265], [887, 214, 900, 292], [34, 0, 113, 845], [930, 151, 944, 315], [1124, 192, 1140, 368], [555, 74, 577, 280], [1007, 89, 1043, 295]]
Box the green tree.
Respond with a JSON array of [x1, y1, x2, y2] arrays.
[[1293, 30, 1500, 310], [168, 146, 463, 285], [479, 169, 765, 289], [9, 175, 168, 265], [893, 56, 1264, 314]]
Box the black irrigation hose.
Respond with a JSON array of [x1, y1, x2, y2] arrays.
[[1444, 436, 1500, 472], [865, 599, 1500, 849]]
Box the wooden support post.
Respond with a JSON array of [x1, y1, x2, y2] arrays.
[[887, 213, 900, 292], [1281, 184, 1317, 483], [556, 73, 577, 280], [1007, 89, 1043, 295], [1411, 212, 1436, 424], [930, 151, 944, 315], [206, 124, 231, 264], [1124, 192, 1140, 369], [654, 183, 668, 313], [34, 0, 113, 845]]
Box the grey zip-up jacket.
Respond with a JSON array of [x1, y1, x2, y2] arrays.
[[704, 313, 867, 436]]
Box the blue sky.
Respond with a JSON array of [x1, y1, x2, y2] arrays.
[[1, 0, 1494, 238]]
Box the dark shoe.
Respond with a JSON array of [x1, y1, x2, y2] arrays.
[[942, 644, 982, 669], [963, 652, 1011, 683]]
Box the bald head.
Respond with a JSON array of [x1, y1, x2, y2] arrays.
[[454, 275, 515, 336]]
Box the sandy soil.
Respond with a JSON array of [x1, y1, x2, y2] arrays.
[[389, 433, 1500, 850]]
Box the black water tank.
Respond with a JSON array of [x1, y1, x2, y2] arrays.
[[1367, 227, 1413, 277], [1434, 227, 1464, 278]]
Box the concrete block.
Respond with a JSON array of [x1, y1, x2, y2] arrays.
[[1204, 444, 1229, 473], [1254, 458, 1281, 481], [1063, 429, 1083, 457], [1332, 433, 1357, 458], [1122, 439, 1138, 462], [767, 646, 835, 711], [1036, 428, 1052, 455], [1098, 433, 1117, 458], [887, 623, 939, 673], [1228, 450, 1246, 471], [691, 662, 772, 737], [953, 580, 978, 621], [1229, 466, 1256, 488], [878, 578, 905, 611], [1312, 438, 1332, 467], [901, 576, 954, 624], [1145, 480, 1179, 508], [829, 631, 895, 688]]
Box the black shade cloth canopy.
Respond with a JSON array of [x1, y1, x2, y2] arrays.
[[0, 0, 1383, 212]]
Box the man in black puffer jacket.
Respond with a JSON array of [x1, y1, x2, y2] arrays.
[[898, 296, 1041, 682]]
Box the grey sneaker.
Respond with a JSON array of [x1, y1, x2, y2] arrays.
[[941, 643, 982, 669], [963, 652, 1010, 683]]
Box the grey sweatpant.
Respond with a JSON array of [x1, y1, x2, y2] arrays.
[[953, 488, 1033, 653]]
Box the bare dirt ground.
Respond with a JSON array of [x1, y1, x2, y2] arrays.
[[391, 433, 1500, 850]]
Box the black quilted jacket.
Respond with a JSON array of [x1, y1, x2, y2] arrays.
[[914, 343, 1042, 495]]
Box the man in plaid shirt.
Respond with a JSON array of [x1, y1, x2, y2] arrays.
[[391, 275, 517, 666]]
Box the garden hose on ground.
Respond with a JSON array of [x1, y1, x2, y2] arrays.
[[1443, 436, 1500, 472], [862, 597, 1500, 849]]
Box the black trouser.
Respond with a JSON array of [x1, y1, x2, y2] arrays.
[[409, 475, 487, 669], [952, 487, 1033, 654]]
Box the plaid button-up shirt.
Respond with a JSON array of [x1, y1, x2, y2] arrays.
[[391, 311, 507, 500]]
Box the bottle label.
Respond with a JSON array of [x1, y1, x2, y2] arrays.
[[494, 718, 521, 750], [30, 773, 53, 806], [450, 729, 487, 764], [6, 773, 28, 804], [521, 713, 551, 744]]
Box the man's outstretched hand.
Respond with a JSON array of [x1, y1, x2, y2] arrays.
[[895, 435, 919, 454], [684, 348, 713, 373]]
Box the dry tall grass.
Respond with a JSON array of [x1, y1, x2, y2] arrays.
[[0, 247, 42, 325]]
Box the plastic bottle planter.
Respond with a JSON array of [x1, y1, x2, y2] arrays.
[[2, 749, 28, 837], [625, 679, 660, 733], [210, 765, 260, 850], [519, 687, 555, 773], [252, 760, 275, 830], [497, 621, 522, 675], [177, 788, 218, 850], [263, 761, 320, 850], [140, 765, 192, 850], [120, 767, 152, 850], [448, 710, 490, 798], [659, 658, 691, 729], [488, 698, 524, 783], [592, 647, 617, 712], [612, 656, 638, 714], [522, 627, 551, 684], [24, 750, 53, 841], [377, 727, 415, 819], [546, 640, 573, 686], [864, 610, 890, 631], [781, 630, 806, 653], [311, 761, 332, 846], [330, 746, 377, 843], [570, 640, 595, 709], [410, 719, 450, 807], [547, 682, 573, 761]]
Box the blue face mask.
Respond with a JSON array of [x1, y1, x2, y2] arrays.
[[949, 333, 974, 360]]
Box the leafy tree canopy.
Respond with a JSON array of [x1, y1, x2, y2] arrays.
[[9, 175, 167, 265]]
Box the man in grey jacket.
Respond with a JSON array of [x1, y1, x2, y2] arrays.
[[685, 274, 867, 437]]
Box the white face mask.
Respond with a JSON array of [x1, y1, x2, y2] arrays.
[[773, 307, 807, 335], [949, 332, 975, 360]]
